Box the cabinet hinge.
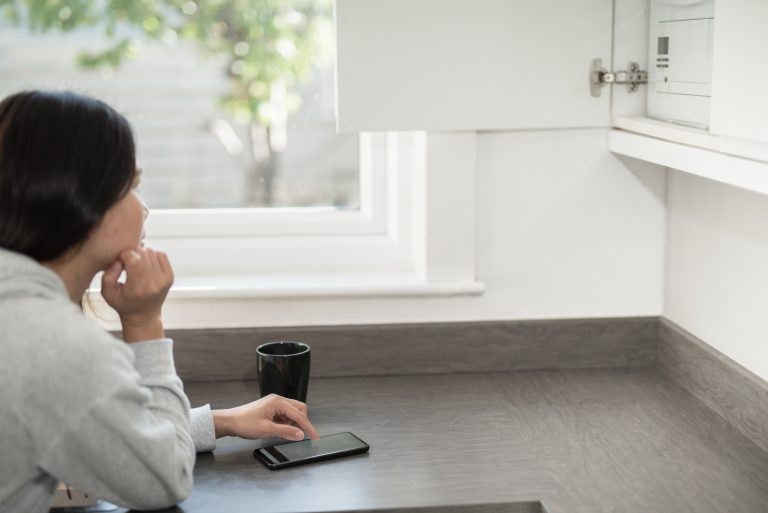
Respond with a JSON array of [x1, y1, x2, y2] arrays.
[[590, 58, 648, 97]]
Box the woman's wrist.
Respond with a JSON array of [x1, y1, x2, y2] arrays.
[[212, 409, 235, 439], [120, 314, 164, 343]]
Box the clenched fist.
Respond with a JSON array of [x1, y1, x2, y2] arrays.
[[101, 247, 174, 343]]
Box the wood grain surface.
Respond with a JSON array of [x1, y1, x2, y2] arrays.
[[114, 369, 768, 513], [99, 316, 768, 512], [657, 318, 768, 455], [168, 317, 658, 382]]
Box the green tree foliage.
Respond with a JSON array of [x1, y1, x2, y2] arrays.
[[0, 0, 334, 127]]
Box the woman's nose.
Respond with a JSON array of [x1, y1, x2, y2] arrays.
[[140, 198, 149, 219]]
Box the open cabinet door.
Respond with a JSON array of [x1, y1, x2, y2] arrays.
[[335, 0, 613, 132], [710, 0, 768, 148]]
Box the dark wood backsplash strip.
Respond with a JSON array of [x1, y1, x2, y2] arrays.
[[168, 317, 658, 383], [657, 318, 768, 454]]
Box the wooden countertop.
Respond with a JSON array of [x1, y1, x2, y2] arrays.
[[129, 369, 768, 513]]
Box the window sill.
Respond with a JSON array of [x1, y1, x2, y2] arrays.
[[164, 273, 485, 299], [89, 274, 485, 301]]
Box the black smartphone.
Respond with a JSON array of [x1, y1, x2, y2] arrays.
[[253, 432, 369, 470]]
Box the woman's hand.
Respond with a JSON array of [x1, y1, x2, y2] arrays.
[[212, 394, 320, 442], [101, 247, 174, 343]]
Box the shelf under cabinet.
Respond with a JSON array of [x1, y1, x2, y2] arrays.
[[609, 117, 768, 197]]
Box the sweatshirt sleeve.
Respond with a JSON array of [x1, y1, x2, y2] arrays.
[[190, 404, 217, 453], [36, 337, 196, 511]]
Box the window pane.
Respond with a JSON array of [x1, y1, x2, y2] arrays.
[[0, 1, 359, 209]]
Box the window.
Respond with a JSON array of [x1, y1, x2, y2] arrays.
[[1, 2, 481, 327], [0, 0, 357, 209]]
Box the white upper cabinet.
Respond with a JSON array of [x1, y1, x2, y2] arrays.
[[609, 0, 768, 197], [335, 0, 613, 132], [710, 0, 768, 148]]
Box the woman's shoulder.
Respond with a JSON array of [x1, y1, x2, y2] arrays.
[[0, 293, 142, 429], [4, 294, 134, 374], [0, 297, 150, 462]]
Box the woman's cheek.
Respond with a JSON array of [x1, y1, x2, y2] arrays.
[[133, 194, 147, 239]]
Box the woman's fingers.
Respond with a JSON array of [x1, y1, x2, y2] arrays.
[[157, 251, 173, 279], [119, 248, 172, 291], [100, 259, 124, 299], [120, 248, 142, 271], [212, 396, 320, 442], [102, 259, 124, 283], [147, 249, 164, 280], [272, 423, 307, 441], [273, 414, 299, 428], [102, 246, 173, 322], [284, 398, 307, 413], [274, 401, 320, 440]]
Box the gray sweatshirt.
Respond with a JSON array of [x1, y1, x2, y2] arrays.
[[0, 248, 215, 513]]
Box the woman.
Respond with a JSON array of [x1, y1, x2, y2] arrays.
[[0, 90, 319, 512]]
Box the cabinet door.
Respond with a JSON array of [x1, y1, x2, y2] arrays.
[[710, 0, 768, 146], [336, 0, 613, 132]]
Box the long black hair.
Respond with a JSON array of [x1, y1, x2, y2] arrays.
[[0, 90, 136, 262]]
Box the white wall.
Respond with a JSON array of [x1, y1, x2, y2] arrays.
[[665, 171, 768, 379], [145, 128, 666, 329]]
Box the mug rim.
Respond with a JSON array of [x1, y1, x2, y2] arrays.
[[256, 340, 310, 357]]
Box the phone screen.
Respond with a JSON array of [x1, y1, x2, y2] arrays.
[[272, 432, 367, 461], [255, 432, 369, 468]]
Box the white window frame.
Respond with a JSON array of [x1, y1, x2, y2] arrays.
[[88, 131, 482, 327], [142, 132, 419, 281], [143, 132, 390, 239]]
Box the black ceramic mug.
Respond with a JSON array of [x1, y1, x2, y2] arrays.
[[256, 341, 311, 402]]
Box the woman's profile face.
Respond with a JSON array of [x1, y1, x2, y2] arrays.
[[81, 169, 148, 271]]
